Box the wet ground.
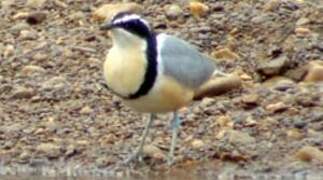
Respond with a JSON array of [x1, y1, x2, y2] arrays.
[[0, 0, 323, 179]]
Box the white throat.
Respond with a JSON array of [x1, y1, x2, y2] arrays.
[[110, 28, 146, 50]]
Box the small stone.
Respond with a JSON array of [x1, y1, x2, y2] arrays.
[[11, 87, 36, 99], [244, 116, 257, 126], [26, 12, 47, 25], [263, 0, 280, 11], [53, 0, 67, 8], [12, 12, 30, 20], [32, 53, 48, 62], [227, 130, 255, 145], [295, 27, 311, 37], [2, 0, 15, 8], [79, 106, 93, 114], [263, 76, 295, 90], [21, 65, 46, 75], [36, 143, 61, 159], [212, 48, 240, 61], [239, 73, 253, 81], [143, 145, 165, 160], [191, 139, 205, 150], [19, 30, 38, 40], [95, 156, 116, 168], [165, 4, 183, 20], [284, 66, 308, 81], [200, 97, 215, 108], [4, 45, 15, 58], [266, 102, 288, 113], [68, 11, 85, 21], [304, 61, 323, 82], [287, 128, 304, 140], [216, 115, 234, 128], [10, 23, 30, 34], [241, 94, 259, 106], [42, 76, 67, 90], [18, 151, 31, 164], [296, 17, 310, 26], [26, 0, 47, 8], [295, 146, 323, 163], [258, 56, 288, 76], [92, 3, 142, 21], [65, 145, 77, 157], [189, 2, 209, 18]]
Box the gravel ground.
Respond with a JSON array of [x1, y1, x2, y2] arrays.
[[0, 0, 323, 178]]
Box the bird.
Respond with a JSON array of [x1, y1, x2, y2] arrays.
[[100, 12, 224, 165]]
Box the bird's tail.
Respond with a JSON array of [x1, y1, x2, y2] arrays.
[[193, 73, 241, 100]]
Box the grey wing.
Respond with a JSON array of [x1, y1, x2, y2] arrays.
[[158, 34, 216, 89]]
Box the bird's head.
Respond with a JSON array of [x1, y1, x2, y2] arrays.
[[100, 12, 153, 47]]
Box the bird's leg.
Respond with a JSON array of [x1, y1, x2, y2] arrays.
[[124, 113, 155, 164], [168, 111, 181, 165]]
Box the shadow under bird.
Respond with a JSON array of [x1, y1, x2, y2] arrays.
[[100, 12, 224, 165]]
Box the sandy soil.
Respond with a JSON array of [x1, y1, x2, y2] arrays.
[[0, 0, 323, 178]]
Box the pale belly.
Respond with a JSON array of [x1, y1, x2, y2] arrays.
[[123, 76, 194, 113]]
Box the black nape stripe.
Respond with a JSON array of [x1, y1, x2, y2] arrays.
[[128, 33, 158, 99]]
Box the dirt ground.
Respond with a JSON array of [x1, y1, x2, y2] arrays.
[[0, 0, 323, 179]]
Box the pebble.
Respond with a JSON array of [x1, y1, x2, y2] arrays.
[[79, 106, 93, 115], [227, 130, 256, 145], [32, 53, 48, 62], [165, 4, 183, 20], [216, 115, 234, 128], [257, 56, 288, 76], [295, 146, 323, 163], [12, 12, 31, 20], [36, 143, 61, 159], [295, 27, 311, 37], [263, 0, 280, 11], [92, 3, 142, 21], [143, 145, 165, 160], [4, 45, 15, 58], [10, 23, 30, 35], [241, 94, 259, 106], [68, 11, 85, 21], [239, 73, 253, 81], [266, 102, 288, 113], [19, 30, 38, 40], [21, 65, 46, 76], [11, 87, 36, 99], [286, 128, 303, 140], [212, 48, 240, 61], [304, 61, 323, 82], [53, 0, 67, 8], [26, 0, 47, 8], [18, 151, 32, 164], [263, 76, 295, 90], [42, 76, 68, 90], [191, 139, 205, 150], [95, 156, 116, 168], [1, 0, 14, 8], [189, 2, 209, 18], [199, 97, 215, 108], [26, 12, 47, 25], [284, 66, 308, 81], [296, 17, 310, 26]]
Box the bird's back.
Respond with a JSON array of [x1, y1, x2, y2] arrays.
[[157, 34, 216, 90]]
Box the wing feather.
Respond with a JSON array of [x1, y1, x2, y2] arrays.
[[157, 34, 215, 89]]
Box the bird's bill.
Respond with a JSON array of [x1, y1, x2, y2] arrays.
[[100, 22, 115, 31]]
